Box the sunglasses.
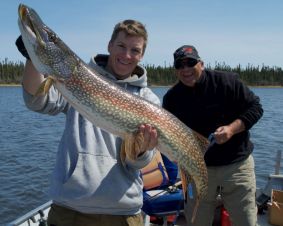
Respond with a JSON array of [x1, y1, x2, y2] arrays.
[[175, 59, 199, 69]]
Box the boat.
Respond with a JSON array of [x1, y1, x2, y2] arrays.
[[7, 201, 51, 226], [7, 178, 282, 226], [7, 151, 282, 226]]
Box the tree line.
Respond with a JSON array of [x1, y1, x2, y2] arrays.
[[1, 58, 283, 86], [0, 58, 24, 84], [146, 62, 283, 86]]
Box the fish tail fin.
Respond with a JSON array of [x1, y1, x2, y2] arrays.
[[180, 168, 188, 202], [180, 168, 200, 223], [191, 197, 200, 223]]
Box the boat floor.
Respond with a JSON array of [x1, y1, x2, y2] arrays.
[[9, 174, 283, 226], [7, 204, 272, 226], [148, 213, 271, 226]]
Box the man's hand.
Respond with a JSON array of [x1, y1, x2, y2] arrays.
[[213, 126, 233, 144], [214, 119, 245, 144]]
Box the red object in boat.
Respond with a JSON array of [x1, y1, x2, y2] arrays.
[[221, 207, 232, 226]]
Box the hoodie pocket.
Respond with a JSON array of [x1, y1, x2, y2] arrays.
[[60, 152, 116, 199], [58, 152, 142, 208]]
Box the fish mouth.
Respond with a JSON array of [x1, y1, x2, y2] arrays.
[[18, 4, 27, 22], [18, 4, 49, 47]]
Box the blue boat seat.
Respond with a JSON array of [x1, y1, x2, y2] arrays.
[[141, 153, 184, 226]]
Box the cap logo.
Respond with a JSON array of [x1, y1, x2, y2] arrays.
[[184, 47, 193, 54], [174, 45, 200, 64]]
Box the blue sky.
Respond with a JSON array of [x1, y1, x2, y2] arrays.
[[2, 0, 283, 68]]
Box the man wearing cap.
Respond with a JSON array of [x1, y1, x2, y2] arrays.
[[163, 45, 263, 226]]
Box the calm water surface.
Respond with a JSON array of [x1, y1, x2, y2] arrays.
[[0, 86, 282, 225]]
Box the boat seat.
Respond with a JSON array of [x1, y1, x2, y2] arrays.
[[141, 152, 184, 226]]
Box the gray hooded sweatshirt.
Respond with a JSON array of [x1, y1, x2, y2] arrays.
[[23, 54, 160, 215]]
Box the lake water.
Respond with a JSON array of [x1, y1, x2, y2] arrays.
[[0, 86, 283, 225]]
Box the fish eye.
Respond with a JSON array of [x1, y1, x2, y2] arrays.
[[49, 33, 58, 43]]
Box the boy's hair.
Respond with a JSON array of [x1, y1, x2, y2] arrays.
[[110, 19, 148, 54]]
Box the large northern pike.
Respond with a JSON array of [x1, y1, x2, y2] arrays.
[[18, 4, 209, 221]]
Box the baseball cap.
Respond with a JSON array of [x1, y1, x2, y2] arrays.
[[173, 45, 201, 67]]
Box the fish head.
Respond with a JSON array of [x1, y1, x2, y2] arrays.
[[18, 4, 79, 81]]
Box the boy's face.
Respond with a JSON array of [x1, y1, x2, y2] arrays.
[[107, 31, 144, 80]]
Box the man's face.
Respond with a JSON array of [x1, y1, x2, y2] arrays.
[[175, 58, 204, 87], [107, 31, 144, 80]]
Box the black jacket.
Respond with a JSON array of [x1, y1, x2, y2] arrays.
[[163, 69, 263, 166]]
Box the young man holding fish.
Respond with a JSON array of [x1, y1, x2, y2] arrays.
[[163, 45, 263, 226], [16, 19, 159, 226]]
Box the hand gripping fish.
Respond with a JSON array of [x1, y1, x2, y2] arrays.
[[18, 4, 209, 222]]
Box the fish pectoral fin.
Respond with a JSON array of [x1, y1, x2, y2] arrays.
[[120, 133, 137, 166], [134, 130, 145, 158], [120, 131, 145, 165], [34, 76, 54, 96], [192, 130, 210, 155], [120, 140, 126, 164]]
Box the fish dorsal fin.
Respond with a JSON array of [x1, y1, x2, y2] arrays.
[[192, 130, 210, 155]]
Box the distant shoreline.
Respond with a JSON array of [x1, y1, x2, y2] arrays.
[[0, 84, 21, 87], [0, 83, 283, 88]]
